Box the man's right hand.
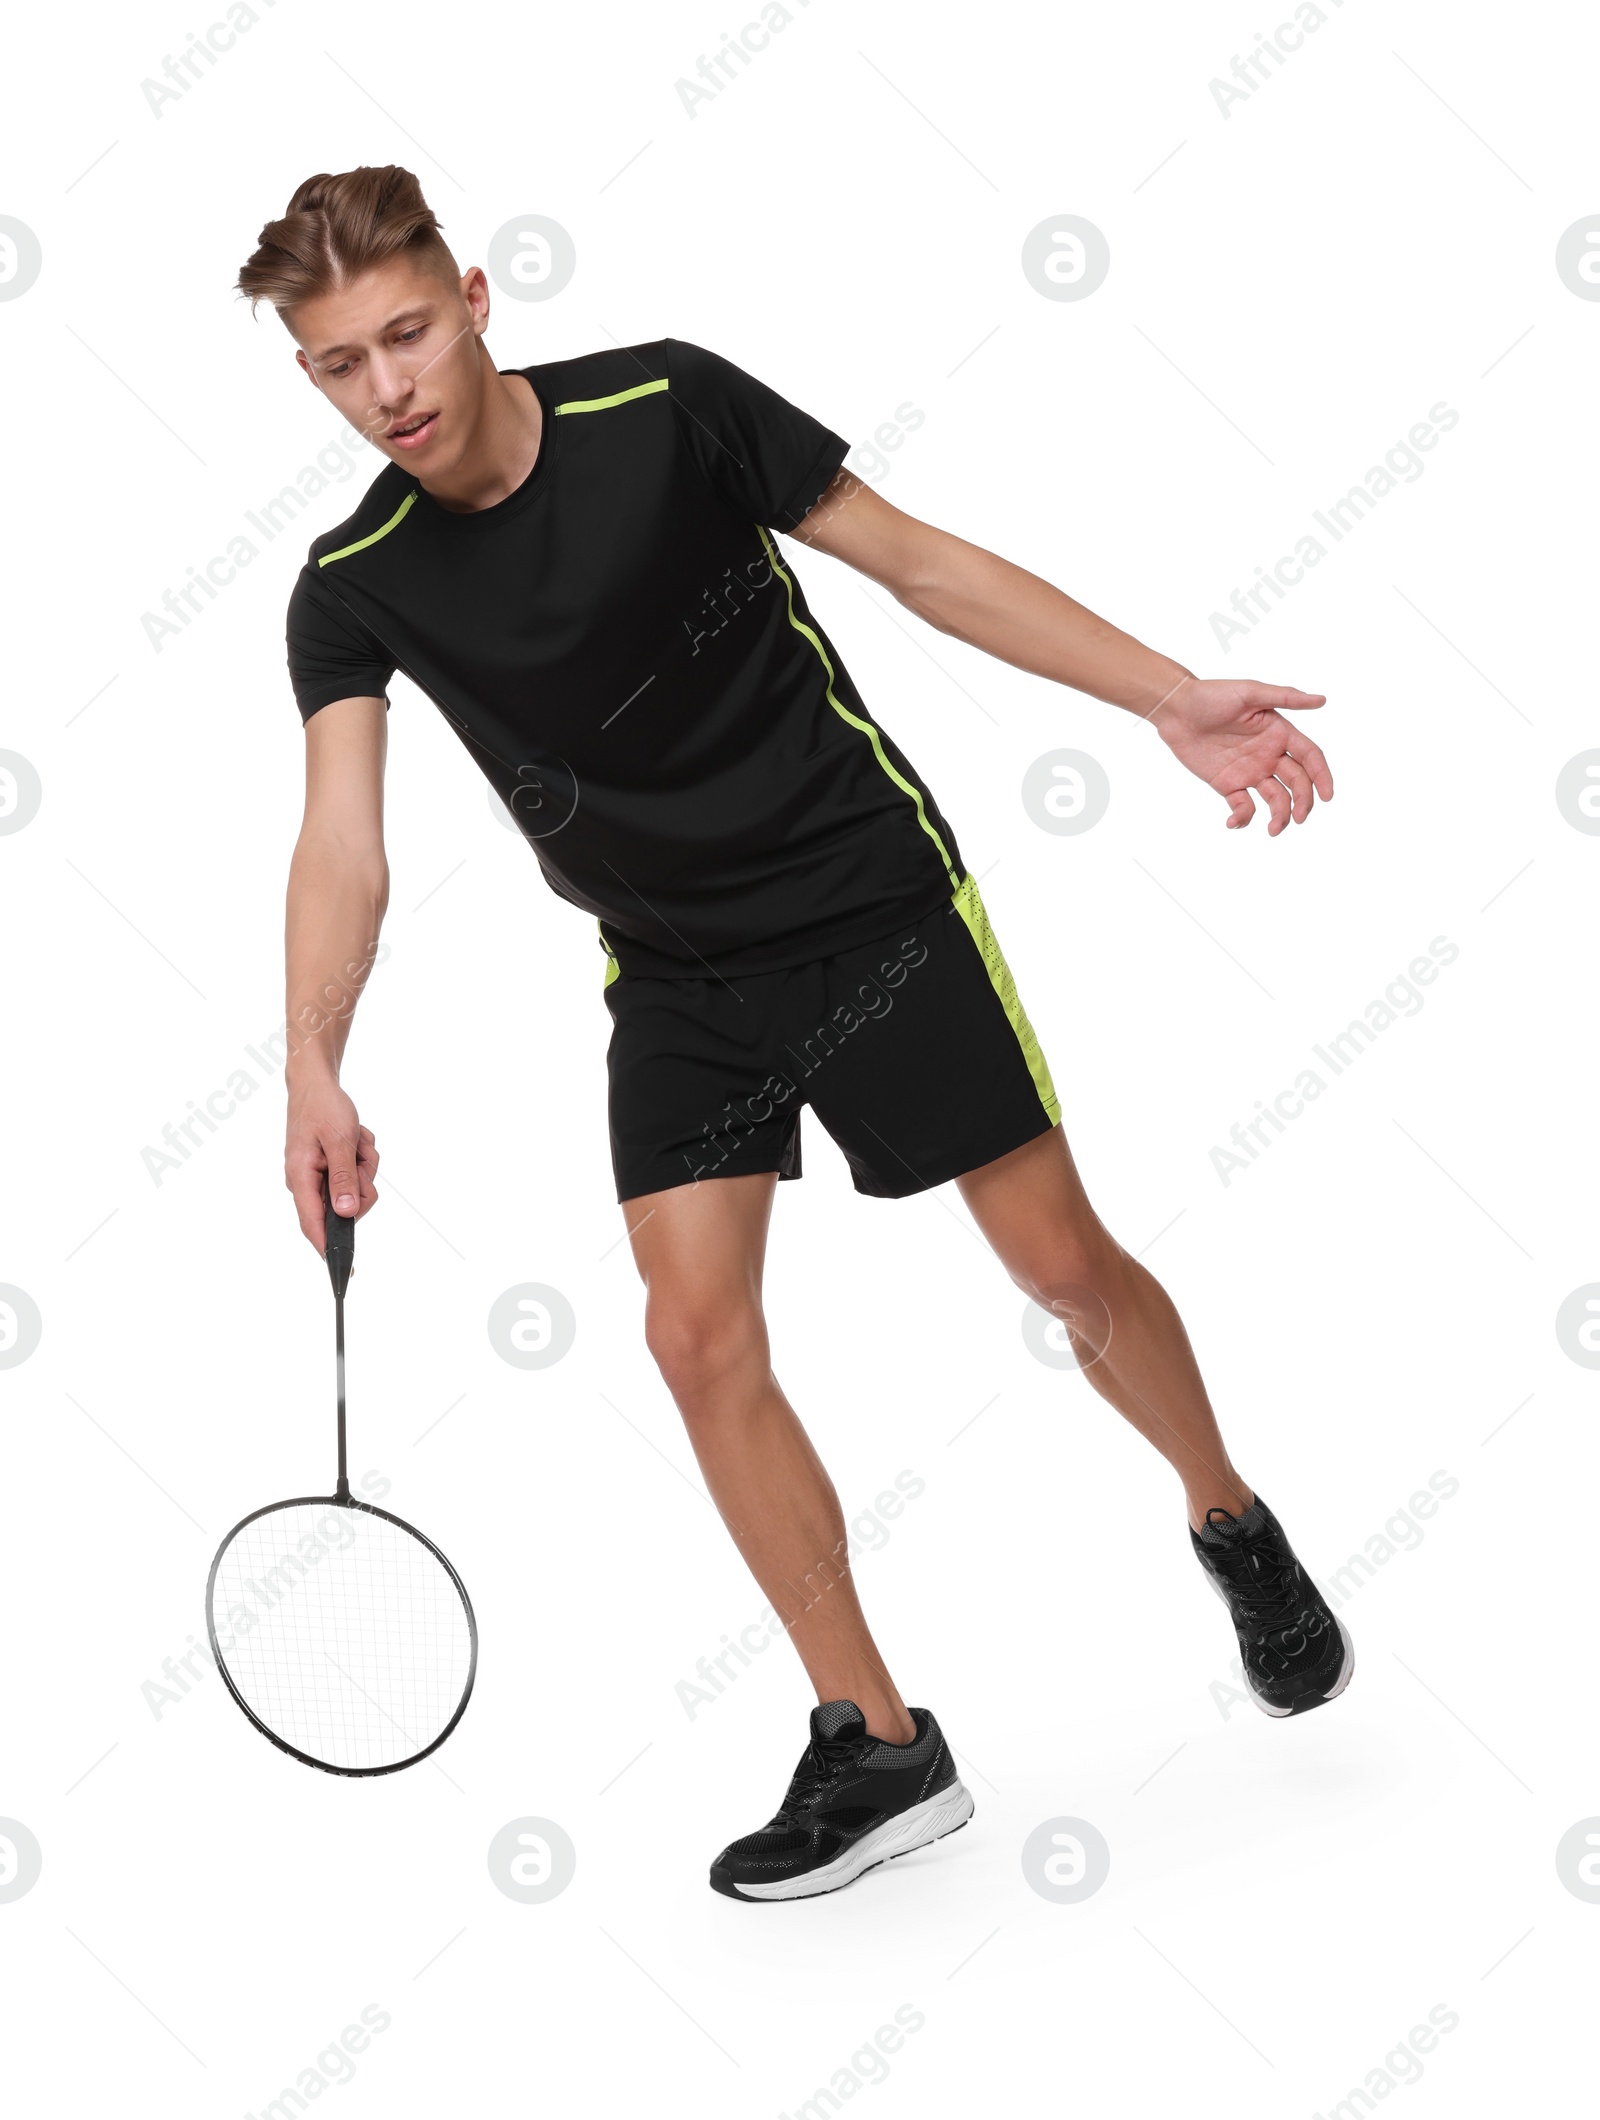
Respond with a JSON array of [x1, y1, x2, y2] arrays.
[[286, 1082, 380, 1253]]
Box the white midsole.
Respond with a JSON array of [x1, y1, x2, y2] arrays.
[[731, 1782, 975, 1901]]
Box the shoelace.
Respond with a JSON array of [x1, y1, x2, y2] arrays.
[[1204, 1515, 1311, 1642], [779, 1732, 870, 1818]]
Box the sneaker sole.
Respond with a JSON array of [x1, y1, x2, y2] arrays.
[[711, 1782, 976, 1903], [1204, 1572, 1355, 1717]]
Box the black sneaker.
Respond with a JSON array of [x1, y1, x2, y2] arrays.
[[710, 1700, 974, 1902], [1191, 1495, 1353, 1717]]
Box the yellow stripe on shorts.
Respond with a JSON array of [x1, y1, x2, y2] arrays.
[[950, 873, 1060, 1122]]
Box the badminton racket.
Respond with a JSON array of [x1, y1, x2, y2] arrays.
[[206, 1174, 477, 1774]]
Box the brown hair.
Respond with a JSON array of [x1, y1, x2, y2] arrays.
[[235, 164, 458, 323]]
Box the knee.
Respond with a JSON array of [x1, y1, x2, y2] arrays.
[[1013, 1236, 1127, 1353], [643, 1295, 768, 1407], [1012, 1234, 1124, 1314]]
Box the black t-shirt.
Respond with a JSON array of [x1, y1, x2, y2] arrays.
[[286, 338, 964, 978]]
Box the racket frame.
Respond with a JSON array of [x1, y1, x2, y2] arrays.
[[204, 1492, 479, 1779]]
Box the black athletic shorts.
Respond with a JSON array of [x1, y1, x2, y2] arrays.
[[602, 872, 1061, 1203]]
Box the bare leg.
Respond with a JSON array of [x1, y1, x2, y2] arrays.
[[626, 1171, 916, 1743], [957, 1124, 1254, 1530]]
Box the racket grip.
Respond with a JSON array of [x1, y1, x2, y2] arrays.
[[320, 1169, 356, 1297]]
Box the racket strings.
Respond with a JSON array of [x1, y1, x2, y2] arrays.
[[210, 1502, 473, 1771]]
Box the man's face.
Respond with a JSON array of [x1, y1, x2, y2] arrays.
[[292, 256, 489, 470]]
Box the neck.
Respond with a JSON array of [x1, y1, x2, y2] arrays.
[[420, 356, 542, 514]]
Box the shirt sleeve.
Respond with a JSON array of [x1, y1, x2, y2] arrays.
[[665, 338, 850, 532], [286, 562, 398, 722]]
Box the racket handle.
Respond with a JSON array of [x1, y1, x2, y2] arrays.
[[320, 1169, 356, 1297]]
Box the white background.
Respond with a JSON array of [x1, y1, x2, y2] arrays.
[[2, 0, 1595, 2112]]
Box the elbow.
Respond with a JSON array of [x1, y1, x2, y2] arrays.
[[894, 574, 965, 640], [887, 535, 973, 638], [293, 830, 390, 909], [358, 853, 390, 925]]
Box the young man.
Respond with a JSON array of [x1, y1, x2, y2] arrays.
[[242, 165, 1352, 1905]]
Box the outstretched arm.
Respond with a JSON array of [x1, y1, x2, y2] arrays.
[[790, 472, 1331, 835], [285, 695, 388, 1250]]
